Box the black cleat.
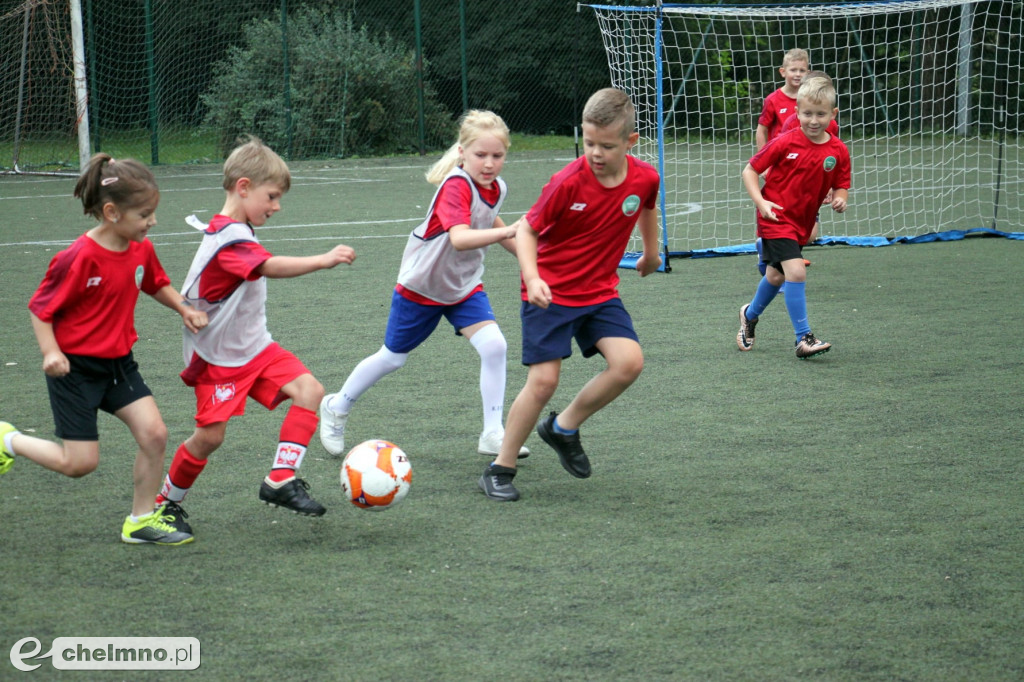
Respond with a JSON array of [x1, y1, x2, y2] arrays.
[[537, 412, 591, 479], [259, 477, 326, 516], [478, 464, 520, 501]]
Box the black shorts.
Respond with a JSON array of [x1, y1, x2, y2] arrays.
[[760, 238, 803, 273], [45, 352, 153, 441]]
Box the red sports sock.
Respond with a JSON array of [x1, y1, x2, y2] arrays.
[[268, 405, 318, 483], [156, 443, 207, 505]]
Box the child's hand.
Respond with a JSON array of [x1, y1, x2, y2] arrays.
[[822, 189, 834, 205], [322, 245, 357, 268], [42, 350, 70, 377], [756, 199, 783, 221], [636, 253, 662, 277], [525, 277, 553, 309], [182, 308, 208, 333], [830, 196, 847, 213]]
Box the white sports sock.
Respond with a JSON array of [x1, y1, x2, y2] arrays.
[[330, 345, 408, 414], [470, 323, 507, 434], [3, 430, 18, 455]]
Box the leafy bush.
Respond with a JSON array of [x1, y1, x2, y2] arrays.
[[201, 5, 454, 159]]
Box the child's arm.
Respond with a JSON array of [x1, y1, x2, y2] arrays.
[[829, 188, 848, 213], [755, 124, 769, 151], [742, 163, 782, 221], [151, 285, 208, 333], [633, 207, 662, 277], [30, 312, 69, 377], [258, 245, 356, 279], [448, 216, 518, 253], [517, 219, 552, 309]]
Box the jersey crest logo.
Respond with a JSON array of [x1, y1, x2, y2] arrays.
[[621, 195, 641, 217], [570, 202, 587, 211], [135, 265, 144, 289], [823, 156, 837, 171], [213, 383, 236, 403], [786, 153, 799, 160], [86, 277, 102, 288], [780, 107, 789, 114]]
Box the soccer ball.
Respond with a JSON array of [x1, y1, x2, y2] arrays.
[[340, 440, 412, 511]]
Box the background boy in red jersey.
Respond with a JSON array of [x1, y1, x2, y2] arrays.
[[0, 154, 206, 545], [755, 48, 812, 270], [737, 77, 851, 359], [479, 88, 661, 502], [755, 48, 809, 151], [153, 137, 356, 528]]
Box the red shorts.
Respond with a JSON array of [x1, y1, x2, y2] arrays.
[[183, 343, 310, 426]]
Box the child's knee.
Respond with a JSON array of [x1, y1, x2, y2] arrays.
[[138, 421, 169, 454], [63, 455, 99, 478]]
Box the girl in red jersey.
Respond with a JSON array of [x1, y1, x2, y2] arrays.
[[319, 110, 528, 460], [0, 154, 207, 545]]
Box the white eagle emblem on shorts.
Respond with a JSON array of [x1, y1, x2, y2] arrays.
[[213, 383, 236, 403]]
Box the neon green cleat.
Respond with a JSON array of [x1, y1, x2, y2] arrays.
[[120, 504, 194, 545], [0, 421, 17, 475]]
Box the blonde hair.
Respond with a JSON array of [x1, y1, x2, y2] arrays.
[[426, 110, 510, 185], [582, 87, 635, 138], [796, 76, 837, 108], [782, 48, 810, 68], [223, 135, 291, 193], [73, 154, 158, 220], [805, 70, 833, 86]]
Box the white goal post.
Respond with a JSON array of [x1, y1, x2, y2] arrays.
[[582, 0, 1022, 267]]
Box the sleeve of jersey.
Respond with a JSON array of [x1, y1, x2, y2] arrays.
[[432, 178, 473, 235], [835, 145, 853, 190], [140, 240, 172, 295], [217, 241, 273, 281], [749, 139, 780, 175], [525, 173, 569, 233], [27, 251, 78, 322]]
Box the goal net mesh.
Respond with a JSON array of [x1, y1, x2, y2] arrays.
[[585, 0, 1022, 259]]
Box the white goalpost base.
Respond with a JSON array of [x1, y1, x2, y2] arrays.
[[583, 0, 1023, 266]]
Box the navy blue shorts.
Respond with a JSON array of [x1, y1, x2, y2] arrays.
[[45, 352, 154, 441], [520, 298, 638, 366], [384, 289, 497, 354]]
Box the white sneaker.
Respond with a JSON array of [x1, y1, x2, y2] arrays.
[[319, 395, 348, 455], [477, 429, 530, 458]]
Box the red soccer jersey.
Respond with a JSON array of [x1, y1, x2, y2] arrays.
[[758, 88, 799, 143], [196, 214, 273, 303], [28, 234, 171, 358], [781, 111, 840, 137], [524, 155, 659, 306], [748, 129, 852, 244], [421, 175, 501, 240]]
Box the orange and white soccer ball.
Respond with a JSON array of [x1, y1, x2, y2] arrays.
[[340, 440, 412, 510]]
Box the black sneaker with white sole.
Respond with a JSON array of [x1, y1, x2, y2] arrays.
[[536, 412, 591, 479], [160, 501, 193, 535], [478, 464, 520, 501], [259, 477, 326, 516]]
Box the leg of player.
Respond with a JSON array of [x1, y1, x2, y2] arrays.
[[479, 360, 560, 501], [260, 373, 327, 516], [466, 321, 530, 459], [779, 257, 830, 359], [320, 345, 408, 456], [543, 337, 643, 478]]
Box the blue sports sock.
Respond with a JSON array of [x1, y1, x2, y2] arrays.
[[783, 281, 811, 340], [552, 416, 578, 436], [747, 276, 782, 319]]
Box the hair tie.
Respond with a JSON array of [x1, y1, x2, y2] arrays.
[[101, 177, 119, 186]]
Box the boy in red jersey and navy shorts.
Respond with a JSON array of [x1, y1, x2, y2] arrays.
[[479, 88, 662, 502], [737, 77, 851, 359], [152, 137, 356, 529]]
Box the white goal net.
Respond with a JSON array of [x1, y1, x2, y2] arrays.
[[584, 0, 1022, 263]]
